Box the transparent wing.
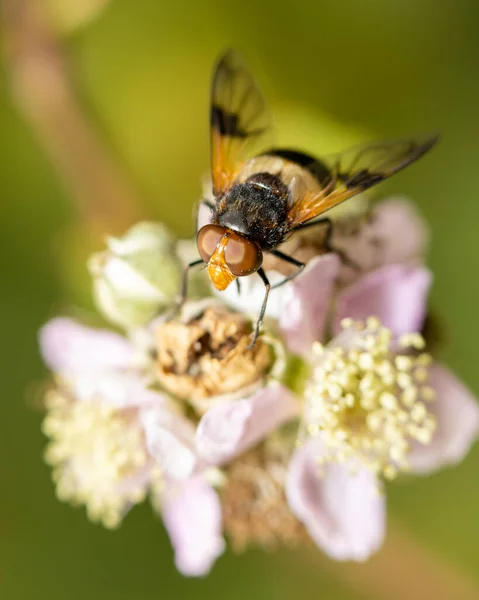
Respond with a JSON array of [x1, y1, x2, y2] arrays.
[[287, 134, 438, 228], [210, 50, 272, 196]]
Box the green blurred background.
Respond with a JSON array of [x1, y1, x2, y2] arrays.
[[2, 0, 479, 598]]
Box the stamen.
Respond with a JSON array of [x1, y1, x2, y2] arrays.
[[43, 392, 149, 528], [302, 318, 437, 479]]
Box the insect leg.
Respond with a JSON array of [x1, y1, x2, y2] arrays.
[[248, 267, 271, 348], [235, 279, 241, 295], [269, 250, 305, 290], [293, 217, 360, 270], [293, 216, 332, 236], [169, 258, 204, 319]]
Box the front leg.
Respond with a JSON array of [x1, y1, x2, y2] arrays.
[[248, 267, 271, 348], [169, 258, 204, 320], [270, 250, 305, 290], [293, 216, 360, 270]]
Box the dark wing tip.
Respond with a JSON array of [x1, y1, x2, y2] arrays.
[[416, 132, 441, 155], [214, 49, 244, 73], [390, 131, 440, 175]]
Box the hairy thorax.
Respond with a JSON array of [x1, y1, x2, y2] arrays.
[[213, 172, 290, 250]]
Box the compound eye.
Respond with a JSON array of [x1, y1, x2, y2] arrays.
[[197, 224, 226, 263], [225, 233, 263, 276]]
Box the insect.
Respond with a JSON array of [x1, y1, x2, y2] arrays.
[[180, 50, 438, 346]]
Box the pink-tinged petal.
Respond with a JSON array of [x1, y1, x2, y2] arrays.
[[72, 372, 155, 407], [196, 202, 214, 231], [332, 197, 429, 285], [280, 254, 340, 356], [39, 317, 134, 374], [212, 254, 339, 352], [371, 197, 429, 266], [141, 406, 197, 479], [196, 384, 299, 465], [334, 265, 431, 336], [286, 438, 386, 561], [162, 476, 225, 577], [408, 365, 479, 474]]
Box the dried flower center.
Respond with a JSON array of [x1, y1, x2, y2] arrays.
[[222, 450, 306, 551], [303, 317, 437, 479], [156, 306, 272, 408], [42, 391, 149, 528]]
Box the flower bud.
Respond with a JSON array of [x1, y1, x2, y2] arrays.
[[89, 222, 183, 328]]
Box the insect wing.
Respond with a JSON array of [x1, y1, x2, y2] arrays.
[[287, 135, 438, 227], [210, 50, 272, 196]]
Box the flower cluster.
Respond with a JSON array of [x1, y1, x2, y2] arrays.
[[39, 196, 479, 575]]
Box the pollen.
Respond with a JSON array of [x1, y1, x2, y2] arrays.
[[42, 391, 149, 528], [302, 318, 437, 479]]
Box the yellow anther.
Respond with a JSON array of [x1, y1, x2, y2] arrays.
[[416, 353, 433, 366], [415, 427, 433, 444], [383, 465, 398, 480], [414, 367, 429, 383], [411, 402, 427, 423], [395, 355, 413, 371], [380, 392, 398, 411], [421, 386, 436, 402], [303, 318, 436, 481], [344, 393, 355, 408], [401, 386, 418, 407], [399, 333, 426, 350], [43, 396, 149, 528], [366, 316, 381, 330], [396, 372, 413, 389], [312, 341, 325, 356], [327, 382, 343, 399], [358, 352, 374, 370]]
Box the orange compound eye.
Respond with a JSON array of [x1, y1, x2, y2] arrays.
[[225, 233, 263, 277], [197, 224, 226, 263]]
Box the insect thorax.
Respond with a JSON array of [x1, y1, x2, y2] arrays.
[[214, 173, 290, 250]]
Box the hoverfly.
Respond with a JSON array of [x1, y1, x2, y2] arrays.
[[180, 50, 437, 346]]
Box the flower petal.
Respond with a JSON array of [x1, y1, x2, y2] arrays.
[[196, 384, 299, 465], [286, 438, 386, 561], [334, 265, 431, 336], [162, 476, 225, 577], [332, 196, 428, 285], [279, 254, 340, 356], [39, 317, 135, 374], [370, 197, 429, 266], [102, 256, 165, 301], [212, 268, 286, 319], [408, 365, 479, 474], [141, 405, 197, 479], [72, 372, 157, 407], [211, 254, 339, 356]]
